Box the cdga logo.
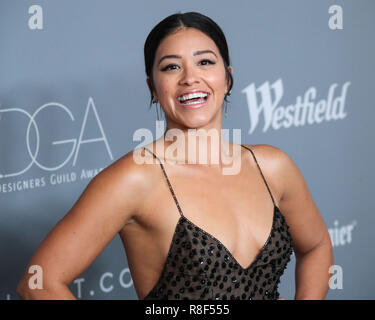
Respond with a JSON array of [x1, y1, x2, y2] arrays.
[[0, 97, 113, 179]]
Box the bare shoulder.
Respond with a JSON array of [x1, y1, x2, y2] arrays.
[[93, 146, 157, 219], [100, 146, 153, 186], [16, 145, 159, 294], [242, 143, 296, 200], [243, 144, 332, 256], [242, 143, 290, 168], [249, 144, 305, 200]]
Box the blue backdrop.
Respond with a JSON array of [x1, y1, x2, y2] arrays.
[[0, 0, 374, 299]]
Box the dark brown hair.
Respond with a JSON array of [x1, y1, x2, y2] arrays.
[[144, 11, 233, 110]]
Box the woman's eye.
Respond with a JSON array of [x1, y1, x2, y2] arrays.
[[161, 59, 215, 72], [199, 59, 215, 66], [162, 64, 179, 71]]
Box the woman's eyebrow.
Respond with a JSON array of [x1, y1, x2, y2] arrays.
[[157, 50, 217, 66]]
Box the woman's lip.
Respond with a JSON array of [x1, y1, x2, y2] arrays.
[[176, 94, 210, 109]]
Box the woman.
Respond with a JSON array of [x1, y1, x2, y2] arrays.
[[17, 12, 333, 300]]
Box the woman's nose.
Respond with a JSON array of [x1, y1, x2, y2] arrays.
[[179, 66, 200, 86]]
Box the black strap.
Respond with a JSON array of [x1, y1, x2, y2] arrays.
[[143, 147, 184, 217], [143, 145, 276, 217], [240, 144, 276, 207]]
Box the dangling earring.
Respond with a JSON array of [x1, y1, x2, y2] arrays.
[[224, 90, 231, 119], [153, 99, 162, 121], [224, 100, 228, 119], [157, 102, 162, 121]]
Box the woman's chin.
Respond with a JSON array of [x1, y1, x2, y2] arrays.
[[180, 115, 218, 130]]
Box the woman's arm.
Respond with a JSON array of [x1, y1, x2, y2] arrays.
[[16, 150, 148, 299], [265, 145, 334, 300]]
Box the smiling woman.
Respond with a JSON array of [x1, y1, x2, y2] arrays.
[[144, 12, 233, 128], [16, 11, 333, 301]]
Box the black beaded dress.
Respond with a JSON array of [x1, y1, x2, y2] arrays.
[[142, 144, 294, 300]]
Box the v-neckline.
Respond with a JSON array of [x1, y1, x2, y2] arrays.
[[143, 205, 279, 299], [179, 204, 279, 271]]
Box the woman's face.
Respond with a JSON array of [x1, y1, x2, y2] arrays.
[[147, 27, 233, 129]]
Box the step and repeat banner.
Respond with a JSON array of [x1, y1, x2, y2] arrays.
[[0, 0, 374, 299]]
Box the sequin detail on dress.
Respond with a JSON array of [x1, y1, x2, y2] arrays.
[[142, 145, 294, 300]]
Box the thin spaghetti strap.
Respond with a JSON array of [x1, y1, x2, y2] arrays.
[[143, 147, 184, 217], [241, 144, 276, 207]]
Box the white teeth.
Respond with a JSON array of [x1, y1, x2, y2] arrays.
[[181, 99, 204, 106], [178, 92, 208, 102]]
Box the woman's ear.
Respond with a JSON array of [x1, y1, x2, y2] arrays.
[[146, 77, 158, 101], [226, 66, 233, 92], [228, 65, 233, 75]]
